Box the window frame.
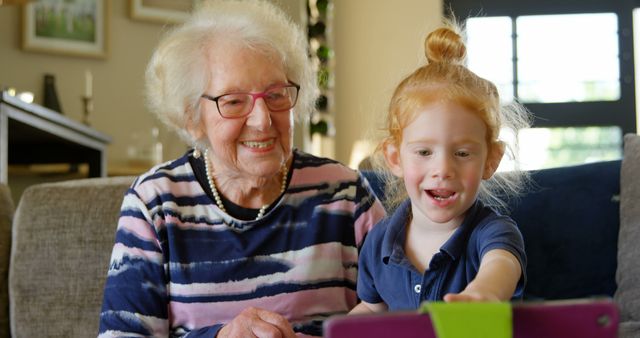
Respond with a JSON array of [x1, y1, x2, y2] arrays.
[[446, 0, 636, 135]]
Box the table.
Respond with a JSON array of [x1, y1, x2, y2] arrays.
[[0, 91, 111, 183]]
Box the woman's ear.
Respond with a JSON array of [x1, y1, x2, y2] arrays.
[[483, 141, 505, 180], [383, 140, 404, 178], [186, 111, 205, 141]]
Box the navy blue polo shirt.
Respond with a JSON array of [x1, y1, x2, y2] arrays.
[[357, 199, 526, 311]]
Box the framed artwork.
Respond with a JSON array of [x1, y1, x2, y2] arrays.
[[21, 0, 109, 59], [129, 0, 195, 24]]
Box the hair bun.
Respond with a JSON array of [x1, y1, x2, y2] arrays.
[[424, 27, 466, 65]]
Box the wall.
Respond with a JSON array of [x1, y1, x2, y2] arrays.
[[1, 1, 168, 171], [0, 0, 442, 172], [333, 0, 442, 165]]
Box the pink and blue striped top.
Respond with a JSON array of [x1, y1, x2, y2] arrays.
[[98, 150, 386, 337]]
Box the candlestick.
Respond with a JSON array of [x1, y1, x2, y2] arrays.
[[85, 70, 93, 98]]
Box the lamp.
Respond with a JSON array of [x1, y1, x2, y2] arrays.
[[349, 139, 376, 170]]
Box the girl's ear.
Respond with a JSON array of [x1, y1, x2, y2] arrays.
[[383, 141, 404, 178], [483, 141, 505, 180]]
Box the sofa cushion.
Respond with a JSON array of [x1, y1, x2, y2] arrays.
[[619, 322, 640, 338], [8, 177, 133, 337], [0, 184, 14, 338], [615, 133, 640, 324], [509, 160, 620, 300]]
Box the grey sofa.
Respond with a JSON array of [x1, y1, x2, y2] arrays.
[[0, 135, 639, 337], [0, 176, 134, 337], [0, 184, 13, 338]]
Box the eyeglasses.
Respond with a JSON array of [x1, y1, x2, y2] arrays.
[[201, 82, 300, 119]]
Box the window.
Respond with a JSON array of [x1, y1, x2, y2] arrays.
[[448, 0, 636, 169], [466, 17, 513, 102], [467, 13, 620, 103], [516, 13, 619, 103]]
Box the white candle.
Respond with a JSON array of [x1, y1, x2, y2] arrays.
[[85, 70, 93, 97]]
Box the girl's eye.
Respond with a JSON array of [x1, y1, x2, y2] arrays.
[[417, 149, 432, 156], [455, 151, 470, 157]]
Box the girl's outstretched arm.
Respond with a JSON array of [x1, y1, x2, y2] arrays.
[[349, 301, 388, 315], [443, 249, 522, 302]]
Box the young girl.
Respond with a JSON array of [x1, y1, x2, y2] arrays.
[[351, 22, 531, 314]]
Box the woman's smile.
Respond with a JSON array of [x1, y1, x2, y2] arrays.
[[241, 139, 275, 149]]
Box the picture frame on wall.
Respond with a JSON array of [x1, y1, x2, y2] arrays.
[[21, 0, 109, 59], [129, 0, 195, 24]]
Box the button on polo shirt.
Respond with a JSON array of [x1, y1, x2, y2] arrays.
[[356, 199, 526, 311]]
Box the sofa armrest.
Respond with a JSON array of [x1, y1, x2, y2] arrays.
[[0, 183, 14, 338], [8, 177, 133, 337]]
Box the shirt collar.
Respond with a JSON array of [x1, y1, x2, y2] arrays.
[[380, 199, 412, 264], [440, 200, 483, 260], [380, 199, 484, 264]]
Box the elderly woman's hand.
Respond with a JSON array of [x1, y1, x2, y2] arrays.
[[217, 307, 297, 338]]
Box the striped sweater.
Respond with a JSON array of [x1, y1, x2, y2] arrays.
[[98, 150, 386, 337]]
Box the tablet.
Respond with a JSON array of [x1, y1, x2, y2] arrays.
[[324, 298, 618, 338]]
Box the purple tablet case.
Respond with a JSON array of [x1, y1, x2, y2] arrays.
[[324, 299, 618, 338]]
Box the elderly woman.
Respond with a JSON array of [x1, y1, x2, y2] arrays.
[[98, 0, 385, 337]]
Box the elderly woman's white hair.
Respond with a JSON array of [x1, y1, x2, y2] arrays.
[[145, 0, 318, 148]]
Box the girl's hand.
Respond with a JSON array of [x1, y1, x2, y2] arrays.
[[442, 290, 500, 302]]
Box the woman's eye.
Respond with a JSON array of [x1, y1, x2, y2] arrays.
[[267, 92, 286, 100], [225, 100, 242, 106], [417, 150, 431, 156], [220, 95, 247, 107], [455, 151, 470, 157]]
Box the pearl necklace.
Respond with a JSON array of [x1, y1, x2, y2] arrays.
[[203, 149, 288, 220]]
